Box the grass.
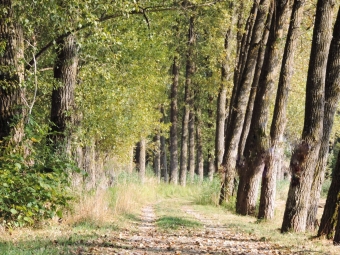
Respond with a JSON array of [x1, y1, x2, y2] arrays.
[[156, 216, 202, 230], [0, 170, 338, 254]]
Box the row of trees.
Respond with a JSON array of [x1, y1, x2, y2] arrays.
[[1, 0, 340, 245]]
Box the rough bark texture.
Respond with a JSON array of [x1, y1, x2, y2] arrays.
[[154, 133, 161, 183], [139, 138, 146, 184], [219, 0, 270, 204], [317, 7, 340, 238], [188, 111, 195, 183], [334, 203, 340, 245], [179, 16, 195, 187], [260, 0, 305, 220], [232, 2, 258, 110], [196, 111, 204, 183], [216, 2, 236, 171], [0, 0, 24, 143], [318, 150, 340, 239], [160, 134, 168, 182], [50, 34, 78, 146], [281, 0, 335, 233], [160, 106, 168, 182], [307, 6, 340, 231], [169, 57, 179, 184], [236, 0, 278, 215]]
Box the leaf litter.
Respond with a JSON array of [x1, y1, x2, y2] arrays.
[[66, 204, 315, 255]]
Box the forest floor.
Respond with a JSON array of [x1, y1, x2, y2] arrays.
[[0, 196, 337, 254]]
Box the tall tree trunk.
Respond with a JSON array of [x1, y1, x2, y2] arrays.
[[139, 138, 146, 184], [169, 56, 179, 184], [317, 7, 340, 238], [154, 133, 161, 182], [231, 2, 258, 119], [0, 0, 24, 144], [237, 3, 272, 157], [259, 0, 304, 220], [281, 0, 335, 233], [307, 6, 340, 231], [333, 202, 340, 245], [196, 110, 204, 183], [216, 2, 235, 171], [318, 150, 340, 239], [219, 0, 270, 204], [237, 0, 289, 216], [188, 111, 195, 183], [50, 34, 78, 148], [160, 135, 168, 182], [179, 16, 196, 186], [160, 106, 168, 182]]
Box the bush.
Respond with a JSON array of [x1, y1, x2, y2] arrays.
[[0, 120, 76, 228]]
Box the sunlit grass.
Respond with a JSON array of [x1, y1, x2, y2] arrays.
[[156, 216, 202, 230], [0, 169, 337, 254]]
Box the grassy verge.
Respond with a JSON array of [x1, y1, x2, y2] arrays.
[[0, 173, 337, 254]]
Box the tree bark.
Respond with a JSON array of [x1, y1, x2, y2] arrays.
[[169, 56, 179, 184], [259, 0, 305, 220], [196, 110, 204, 183], [0, 0, 24, 144], [238, 0, 290, 216], [281, 0, 335, 233], [317, 7, 340, 238], [180, 16, 196, 186], [139, 138, 146, 184], [231, 2, 258, 119], [188, 110, 195, 183], [154, 133, 161, 182], [219, 0, 271, 205], [50, 34, 78, 147], [160, 106, 168, 182], [216, 2, 236, 171], [318, 150, 340, 239], [307, 6, 340, 231]]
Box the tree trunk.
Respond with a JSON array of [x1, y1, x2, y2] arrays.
[[188, 110, 195, 183], [50, 34, 78, 147], [154, 133, 161, 182], [196, 111, 204, 183], [238, 0, 290, 216], [160, 106, 168, 182], [317, 7, 340, 238], [318, 151, 340, 239], [333, 204, 340, 245], [0, 0, 24, 144], [259, 0, 305, 220], [160, 134, 168, 182], [169, 57, 179, 184], [231, 2, 258, 120], [216, 2, 235, 171], [307, 6, 340, 231], [219, 0, 271, 205], [281, 0, 335, 233], [139, 138, 146, 184], [179, 16, 195, 187]]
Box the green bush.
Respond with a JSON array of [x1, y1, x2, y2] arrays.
[[0, 120, 77, 228]]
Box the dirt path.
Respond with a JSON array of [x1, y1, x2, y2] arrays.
[[74, 203, 311, 255]]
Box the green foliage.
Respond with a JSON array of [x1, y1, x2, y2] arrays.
[[156, 216, 202, 230], [193, 177, 220, 206], [0, 120, 76, 228]]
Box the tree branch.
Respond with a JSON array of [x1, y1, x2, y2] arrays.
[[26, 0, 225, 70]]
